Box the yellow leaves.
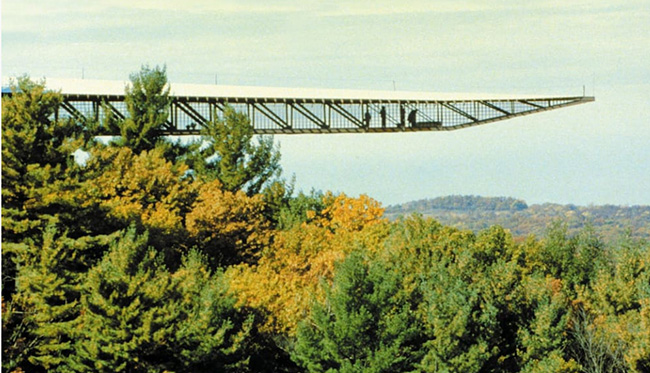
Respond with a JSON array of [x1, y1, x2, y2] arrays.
[[187, 180, 265, 237], [186, 179, 270, 265], [227, 193, 388, 336], [141, 202, 182, 236], [227, 224, 337, 336], [318, 193, 386, 232], [82, 146, 195, 234]]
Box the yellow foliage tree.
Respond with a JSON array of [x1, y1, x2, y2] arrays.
[[186, 179, 271, 266], [227, 193, 388, 336], [317, 193, 386, 232], [80, 146, 195, 246]]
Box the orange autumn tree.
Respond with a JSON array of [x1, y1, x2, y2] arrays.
[[227, 193, 388, 336]]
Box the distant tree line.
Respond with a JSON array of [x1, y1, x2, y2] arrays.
[[390, 195, 528, 212], [386, 196, 650, 243], [3, 67, 650, 372]]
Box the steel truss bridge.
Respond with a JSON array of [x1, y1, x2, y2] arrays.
[[2, 79, 594, 135]]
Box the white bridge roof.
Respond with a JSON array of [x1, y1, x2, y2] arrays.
[[3, 77, 571, 102]]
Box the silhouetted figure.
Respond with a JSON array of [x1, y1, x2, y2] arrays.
[[399, 106, 406, 128], [408, 109, 417, 127], [364, 110, 371, 128], [380, 106, 387, 127]]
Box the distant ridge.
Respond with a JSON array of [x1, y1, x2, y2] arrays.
[[386, 195, 650, 242]]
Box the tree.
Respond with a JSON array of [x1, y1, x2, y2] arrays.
[[577, 237, 650, 370], [186, 179, 271, 267], [292, 251, 423, 372], [188, 106, 281, 195], [517, 275, 581, 372], [274, 189, 325, 230], [1, 77, 91, 371], [385, 222, 523, 372], [71, 227, 254, 372], [118, 65, 171, 153], [526, 222, 606, 290], [4, 227, 76, 371], [76, 144, 198, 257], [1, 76, 86, 241], [227, 194, 389, 337]]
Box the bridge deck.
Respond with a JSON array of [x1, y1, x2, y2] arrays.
[[2, 78, 594, 135]]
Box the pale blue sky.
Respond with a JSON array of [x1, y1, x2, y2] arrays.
[[3, 1, 649, 206]]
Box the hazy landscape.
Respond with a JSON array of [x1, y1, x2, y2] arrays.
[[387, 195, 650, 243]]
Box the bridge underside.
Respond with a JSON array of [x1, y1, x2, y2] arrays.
[[48, 93, 594, 135]]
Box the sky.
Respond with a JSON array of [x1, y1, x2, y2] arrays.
[[2, 0, 649, 207]]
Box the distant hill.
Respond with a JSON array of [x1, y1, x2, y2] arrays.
[[385, 195, 650, 242]]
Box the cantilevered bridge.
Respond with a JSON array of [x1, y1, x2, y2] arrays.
[[1, 78, 594, 135]]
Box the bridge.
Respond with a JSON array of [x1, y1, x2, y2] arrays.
[[2, 78, 594, 135]]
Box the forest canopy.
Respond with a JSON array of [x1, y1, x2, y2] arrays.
[[2, 67, 649, 372]]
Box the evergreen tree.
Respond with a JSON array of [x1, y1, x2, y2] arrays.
[[118, 65, 171, 153], [4, 227, 77, 371], [1, 76, 87, 242], [1, 77, 92, 371], [292, 251, 423, 372], [188, 105, 281, 195], [399, 225, 522, 372], [71, 227, 254, 372]]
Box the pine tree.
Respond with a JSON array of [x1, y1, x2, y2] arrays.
[[12, 227, 82, 371], [188, 105, 281, 195], [118, 65, 171, 154], [292, 251, 423, 372], [1, 76, 90, 371], [71, 227, 254, 372], [1, 76, 86, 242]]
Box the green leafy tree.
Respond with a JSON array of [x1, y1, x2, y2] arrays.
[[517, 275, 580, 372], [530, 222, 606, 289], [387, 223, 522, 372], [118, 65, 171, 153], [275, 189, 325, 230], [577, 237, 650, 370], [189, 106, 281, 195], [292, 251, 423, 372]]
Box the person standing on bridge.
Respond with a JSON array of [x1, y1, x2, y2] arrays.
[[399, 106, 405, 128], [408, 109, 417, 127], [380, 106, 387, 128], [364, 110, 371, 128]]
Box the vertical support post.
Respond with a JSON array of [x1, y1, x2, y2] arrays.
[[286, 102, 291, 129], [251, 103, 255, 128], [173, 103, 177, 130]]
